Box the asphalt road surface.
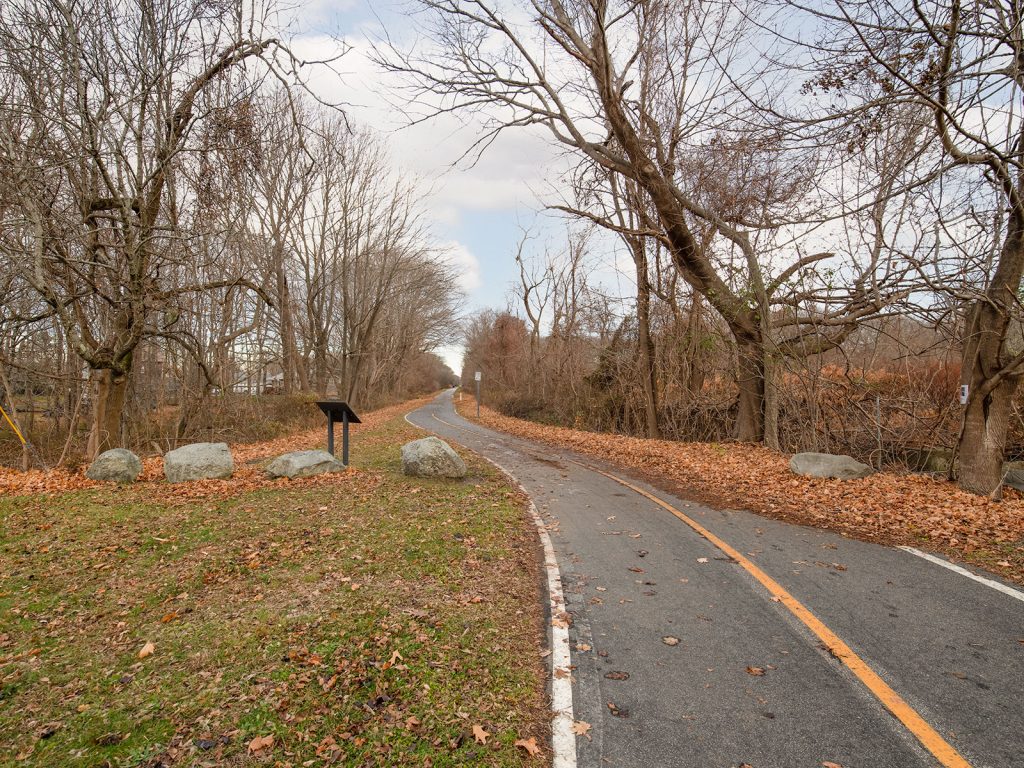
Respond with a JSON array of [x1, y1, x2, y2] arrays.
[[406, 391, 1023, 768]]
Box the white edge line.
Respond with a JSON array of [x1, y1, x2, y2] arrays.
[[404, 409, 578, 768], [899, 546, 1024, 603]]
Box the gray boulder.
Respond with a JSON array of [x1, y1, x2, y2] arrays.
[[266, 450, 345, 479], [1003, 462, 1024, 491], [790, 452, 874, 480], [86, 448, 142, 483], [905, 446, 954, 474], [401, 437, 467, 479], [163, 442, 233, 483]]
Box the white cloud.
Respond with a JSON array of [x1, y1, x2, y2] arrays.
[[440, 240, 482, 293], [291, 31, 571, 226]]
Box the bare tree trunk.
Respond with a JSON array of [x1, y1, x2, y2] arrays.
[[763, 353, 780, 450], [634, 245, 660, 439], [684, 293, 706, 397], [956, 208, 1024, 495], [86, 366, 130, 459], [734, 335, 765, 443], [275, 260, 298, 393], [957, 370, 1016, 496]]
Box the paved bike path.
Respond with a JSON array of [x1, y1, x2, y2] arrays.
[[407, 391, 1023, 768]]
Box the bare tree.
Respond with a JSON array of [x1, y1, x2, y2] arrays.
[[0, 0, 304, 457], [793, 0, 1024, 493], [381, 0, 900, 443]]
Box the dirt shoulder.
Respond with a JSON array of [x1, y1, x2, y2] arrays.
[[0, 400, 550, 767], [457, 399, 1024, 587]]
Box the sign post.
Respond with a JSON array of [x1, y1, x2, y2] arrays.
[[315, 401, 361, 466], [474, 371, 482, 418]]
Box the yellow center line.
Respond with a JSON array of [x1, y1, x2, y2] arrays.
[[582, 463, 971, 768], [429, 407, 971, 766]]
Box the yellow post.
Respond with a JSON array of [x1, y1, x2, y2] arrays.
[[0, 403, 26, 445]]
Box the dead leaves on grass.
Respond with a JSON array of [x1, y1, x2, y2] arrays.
[[247, 734, 274, 754], [515, 736, 541, 755], [0, 398, 425, 498]]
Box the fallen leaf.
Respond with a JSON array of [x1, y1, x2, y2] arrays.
[[247, 734, 273, 753], [472, 724, 490, 745], [746, 666, 766, 676], [822, 762, 844, 768], [662, 636, 680, 646], [697, 557, 709, 564], [571, 720, 592, 739], [515, 736, 541, 755], [137, 641, 155, 659]]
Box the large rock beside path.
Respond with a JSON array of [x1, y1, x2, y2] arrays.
[[86, 448, 142, 483], [266, 450, 345, 479], [790, 452, 874, 480], [164, 442, 233, 483], [401, 437, 467, 479], [1003, 462, 1024, 491]]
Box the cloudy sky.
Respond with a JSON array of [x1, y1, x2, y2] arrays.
[[290, 0, 595, 373]]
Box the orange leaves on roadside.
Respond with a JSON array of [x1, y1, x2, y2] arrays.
[[465, 402, 1024, 584]]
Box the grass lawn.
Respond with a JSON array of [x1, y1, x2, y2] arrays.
[[0, 413, 548, 767]]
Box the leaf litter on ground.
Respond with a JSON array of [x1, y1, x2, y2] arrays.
[[0, 399, 551, 767]]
